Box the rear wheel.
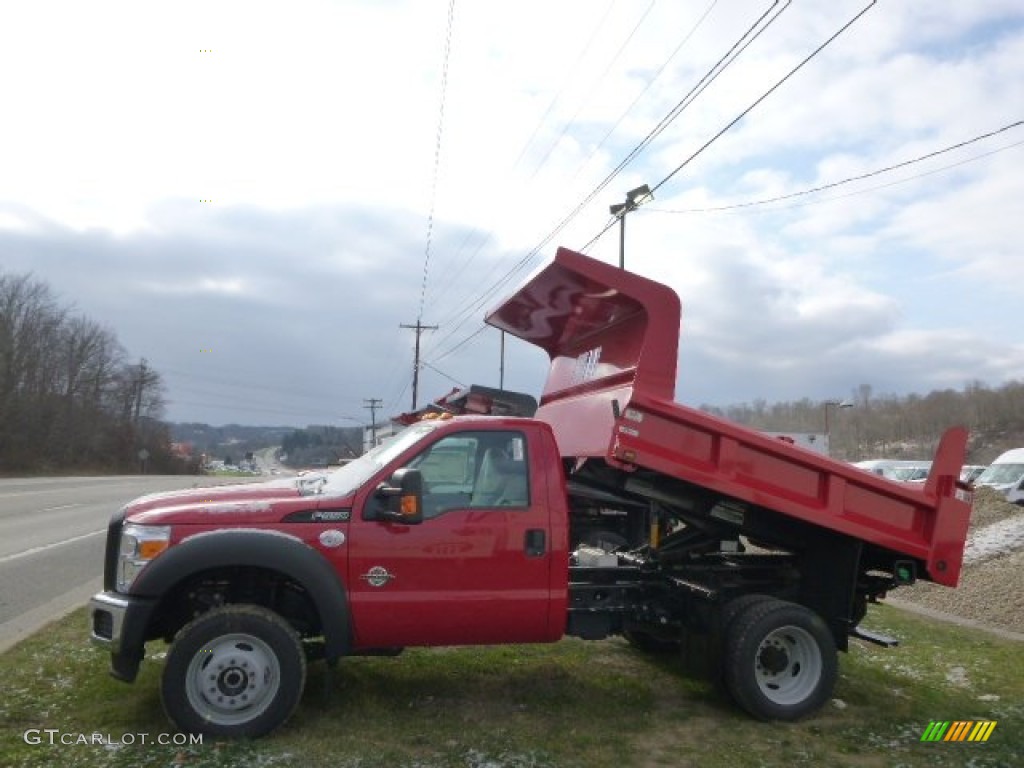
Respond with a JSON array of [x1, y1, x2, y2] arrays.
[[161, 604, 307, 738], [719, 594, 781, 639], [723, 599, 837, 721]]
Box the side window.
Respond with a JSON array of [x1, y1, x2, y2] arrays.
[[407, 431, 530, 518], [406, 435, 477, 519], [469, 433, 529, 509]]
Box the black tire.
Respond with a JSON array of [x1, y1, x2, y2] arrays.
[[723, 599, 837, 721], [712, 595, 782, 692], [719, 594, 781, 639], [161, 604, 307, 738]]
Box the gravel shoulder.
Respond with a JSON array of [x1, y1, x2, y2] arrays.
[[894, 487, 1024, 636]]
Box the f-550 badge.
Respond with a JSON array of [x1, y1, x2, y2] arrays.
[[360, 566, 395, 588]]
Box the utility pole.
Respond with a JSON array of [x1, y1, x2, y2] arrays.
[[499, 330, 505, 390], [133, 358, 147, 424], [363, 398, 382, 449], [400, 321, 438, 410]]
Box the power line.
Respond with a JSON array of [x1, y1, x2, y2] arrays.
[[431, 324, 489, 364], [510, 0, 617, 171], [161, 367, 351, 403], [426, 1, 794, 361], [569, 0, 721, 183], [421, 2, 617, 325], [163, 398, 340, 422], [651, 1, 875, 197], [418, 0, 458, 323], [583, 0, 877, 249], [428, 2, 874, 377], [569, 0, 792, 251], [419, 360, 467, 388], [647, 121, 1024, 215], [526, 0, 658, 179]]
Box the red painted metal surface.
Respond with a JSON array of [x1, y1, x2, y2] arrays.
[[121, 417, 570, 648], [486, 247, 680, 459], [488, 247, 972, 587], [345, 418, 568, 648]]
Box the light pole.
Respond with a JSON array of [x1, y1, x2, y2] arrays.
[[823, 399, 854, 454], [610, 183, 654, 269]]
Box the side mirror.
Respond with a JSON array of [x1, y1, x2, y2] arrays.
[[374, 468, 424, 524]]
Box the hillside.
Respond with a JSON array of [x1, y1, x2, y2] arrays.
[[703, 379, 1024, 464]]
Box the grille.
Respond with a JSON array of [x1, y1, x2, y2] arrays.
[[103, 510, 126, 591]]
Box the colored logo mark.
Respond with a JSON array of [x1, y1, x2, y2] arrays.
[[920, 720, 997, 742]]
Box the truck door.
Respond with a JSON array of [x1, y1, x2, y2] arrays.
[[347, 429, 555, 648]]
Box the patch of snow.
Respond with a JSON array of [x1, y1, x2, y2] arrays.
[[963, 515, 1024, 564], [945, 665, 969, 687]]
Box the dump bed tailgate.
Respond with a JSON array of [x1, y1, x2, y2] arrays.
[[487, 247, 972, 587]]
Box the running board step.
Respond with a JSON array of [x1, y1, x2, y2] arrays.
[[851, 625, 900, 647]]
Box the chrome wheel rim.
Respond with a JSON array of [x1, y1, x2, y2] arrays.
[[753, 625, 823, 706], [184, 633, 280, 725]]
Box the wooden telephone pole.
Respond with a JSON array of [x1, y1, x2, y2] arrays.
[[400, 321, 438, 410]]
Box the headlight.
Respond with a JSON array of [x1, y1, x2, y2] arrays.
[[116, 524, 171, 592]]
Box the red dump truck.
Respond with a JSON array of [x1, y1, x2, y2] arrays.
[[89, 247, 973, 738]]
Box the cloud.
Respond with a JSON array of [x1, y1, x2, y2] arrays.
[[1, 1, 1022, 425]]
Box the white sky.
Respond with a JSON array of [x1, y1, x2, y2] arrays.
[[2, 0, 1023, 427]]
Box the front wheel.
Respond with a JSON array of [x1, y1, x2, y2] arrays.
[[161, 604, 307, 738], [723, 599, 837, 721]]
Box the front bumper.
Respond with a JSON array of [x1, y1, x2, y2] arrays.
[[89, 591, 158, 682]]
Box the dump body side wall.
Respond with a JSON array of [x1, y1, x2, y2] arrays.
[[611, 392, 971, 586]]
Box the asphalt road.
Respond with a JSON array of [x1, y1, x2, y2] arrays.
[[0, 475, 251, 654]]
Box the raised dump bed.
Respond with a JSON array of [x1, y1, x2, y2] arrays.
[[487, 246, 972, 587]]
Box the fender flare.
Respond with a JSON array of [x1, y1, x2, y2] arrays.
[[132, 528, 351, 661]]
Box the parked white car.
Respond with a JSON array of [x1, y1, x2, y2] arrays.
[[974, 449, 1024, 504], [853, 459, 931, 482], [959, 465, 987, 484]]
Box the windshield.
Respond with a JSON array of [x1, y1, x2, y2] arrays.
[[889, 466, 928, 481], [976, 463, 1024, 486], [306, 421, 440, 498]]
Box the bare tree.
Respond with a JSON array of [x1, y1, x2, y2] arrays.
[[0, 269, 169, 472]]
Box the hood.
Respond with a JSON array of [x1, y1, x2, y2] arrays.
[[976, 481, 1013, 491], [123, 477, 353, 525]]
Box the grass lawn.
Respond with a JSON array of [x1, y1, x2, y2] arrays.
[[0, 604, 1020, 767]]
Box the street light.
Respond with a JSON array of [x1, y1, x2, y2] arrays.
[[610, 183, 654, 269], [823, 399, 854, 453]]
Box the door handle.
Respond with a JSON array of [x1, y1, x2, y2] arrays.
[[524, 529, 546, 557]]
